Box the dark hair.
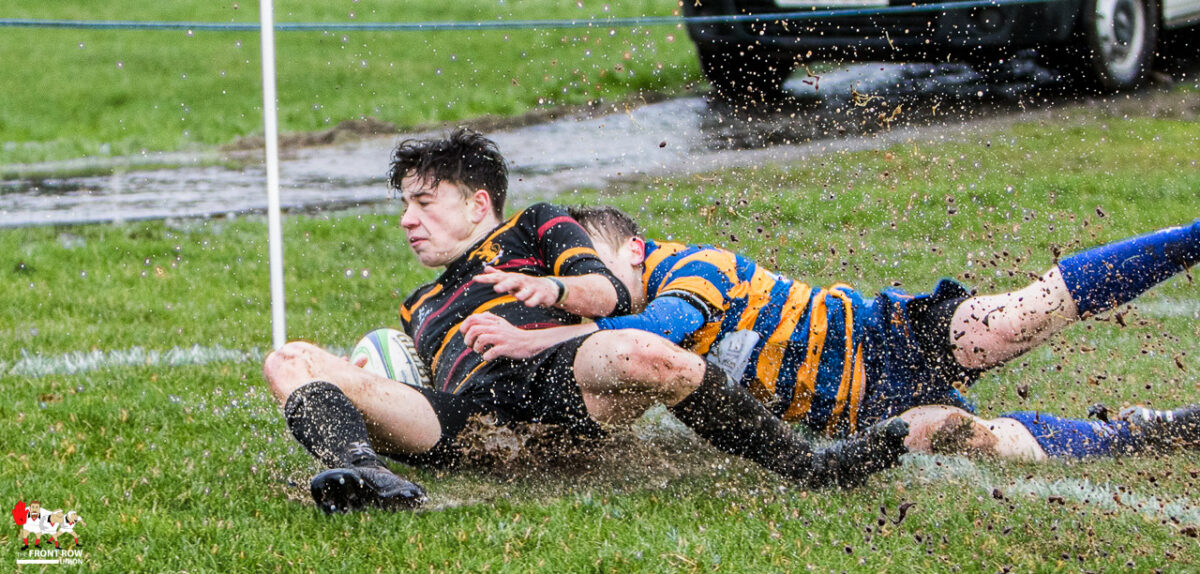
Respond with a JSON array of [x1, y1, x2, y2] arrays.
[[388, 127, 508, 218], [567, 205, 642, 248]]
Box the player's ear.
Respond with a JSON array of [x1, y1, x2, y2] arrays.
[[468, 188, 492, 224], [628, 236, 646, 267]]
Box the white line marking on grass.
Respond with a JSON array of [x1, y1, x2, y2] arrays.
[[904, 453, 1200, 526], [1133, 298, 1200, 319], [4, 344, 349, 377]]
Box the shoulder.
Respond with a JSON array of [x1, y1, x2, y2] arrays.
[[513, 203, 586, 231], [404, 281, 439, 307]]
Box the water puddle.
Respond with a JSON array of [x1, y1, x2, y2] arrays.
[[1, 56, 1188, 228]]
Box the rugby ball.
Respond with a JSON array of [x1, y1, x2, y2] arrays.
[[350, 328, 431, 388]]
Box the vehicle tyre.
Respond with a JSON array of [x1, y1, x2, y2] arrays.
[[1077, 0, 1159, 90], [696, 42, 796, 104]]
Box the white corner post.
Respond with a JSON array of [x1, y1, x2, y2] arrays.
[[259, 0, 287, 349]]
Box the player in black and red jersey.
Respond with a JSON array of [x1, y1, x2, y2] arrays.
[[263, 129, 909, 513]]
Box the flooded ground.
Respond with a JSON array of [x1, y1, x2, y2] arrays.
[[2, 55, 1197, 227]]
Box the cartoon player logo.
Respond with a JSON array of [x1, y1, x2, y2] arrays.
[[15, 500, 47, 551], [57, 511, 85, 548], [12, 500, 85, 551]]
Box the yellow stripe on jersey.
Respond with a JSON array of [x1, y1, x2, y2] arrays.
[[468, 209, 525, 262], [400, 284, 443, 323], [431, 295, 518, 375], [642, 242, 687, 286], [660, 250, 740, 303], [824, 288, 857, 434], [847, 345, 866, 432], [783, 288, 826, 422], [663, 276, 727, 316], [753, 283, 813, 402], [452, 361, 491, 394], [553, 246, 599, 275], [735, 268, 782, 332]]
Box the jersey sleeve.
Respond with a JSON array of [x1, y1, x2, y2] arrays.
[[526, 203, 632, 314], [594, 294, 707, 343]]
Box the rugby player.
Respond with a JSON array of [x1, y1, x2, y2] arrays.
[[58, 511, 84, 548], [460, 205, 1200, 461], [18, 500, 47, 551], [263, 129, 909, 513]]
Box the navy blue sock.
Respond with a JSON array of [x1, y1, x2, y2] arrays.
[[1058, 220, 1200, 316], [1001, 411, 1141, 458]]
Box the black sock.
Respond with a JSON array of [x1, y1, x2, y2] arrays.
[[283, 381, 382, 469], [669, 362, 819, 483]]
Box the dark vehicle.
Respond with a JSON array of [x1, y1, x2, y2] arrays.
[[682, 0, 1200, 100]]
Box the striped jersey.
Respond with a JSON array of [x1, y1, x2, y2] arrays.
[[643, 240, 869, 435], [400, 203, 629, 395]]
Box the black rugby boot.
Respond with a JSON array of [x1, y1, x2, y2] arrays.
[[1120, 404, 1200, 450], [811, 417, 911, 488], [310, 464, 428, 514]]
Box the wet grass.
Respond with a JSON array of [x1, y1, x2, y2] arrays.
[[0, 0, 699, 165], [2, 110, 1200, 570]]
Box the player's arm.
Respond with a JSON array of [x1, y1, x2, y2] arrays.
[[462, 295, 708, 360], [593, 295, 707, 343], [474, 266, 621, 318], [474, 203, 631, 318], [461, 312, 597, 360]]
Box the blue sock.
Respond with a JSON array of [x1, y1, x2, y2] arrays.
[[1058, 220, 1200, 316], [1000, 411, 1139, 458]]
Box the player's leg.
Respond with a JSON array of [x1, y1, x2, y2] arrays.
[[951, 219, 1200, 369], [572, 330, 910, 487], [973, 405, 1200, 459], [900, 405, 1048, 461], [1117, 404, 1200, 449], [570, 329, 704, 426], [264, 342, 450, 512], [264, 341, 442, 454]]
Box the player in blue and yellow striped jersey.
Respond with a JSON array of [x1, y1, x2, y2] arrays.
[[463, 205, 1200, 461]]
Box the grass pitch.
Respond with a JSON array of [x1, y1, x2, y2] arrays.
[[3, 97, 1200, 571], [1, 0, 698, 165]]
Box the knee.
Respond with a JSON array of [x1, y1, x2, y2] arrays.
[[262, 341, 321, 401], [951, 297, 1040, 369], [900, 406, 998, 455], [591, 330, 702, 397], [605, 331, 682, 375]]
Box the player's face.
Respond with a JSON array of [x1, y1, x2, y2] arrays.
[[591, 235, 647, 312], [29, 502, 40, 514], [398, 175, 486, 268]]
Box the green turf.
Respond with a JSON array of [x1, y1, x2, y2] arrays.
[[3, 103, 1200, 571], [0, 0, 699, 165]]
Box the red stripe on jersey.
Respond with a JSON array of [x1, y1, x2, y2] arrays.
[[537, 216, 576, 239], [441, 348, 476, 392], [441, 322, 570, 392], [414, 280, 475, 346], [491, 257, 544, 270]]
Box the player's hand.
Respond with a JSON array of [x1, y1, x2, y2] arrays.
[[461, 312, 550, 360], [473, 266, 560, 308]]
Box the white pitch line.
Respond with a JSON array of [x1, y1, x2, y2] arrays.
[[903, 453, 1200, 526], [1133, 298, 1200, 319], [2, 345, 349, 377]]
